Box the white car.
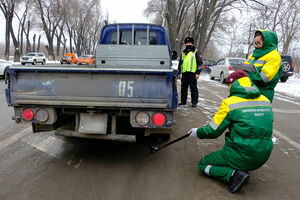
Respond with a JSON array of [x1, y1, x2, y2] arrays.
[[0, 59, 12, 78], [21, 52, 46, 65], [210, 57, 246, 83]]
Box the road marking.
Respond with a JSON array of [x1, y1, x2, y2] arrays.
[[273, 108, 300, 114], [201, 83, 300, 151], [0, 127, 31, 152], [24, 134, 83, 168], [273, 129, 300, 151], [27, 135, 66, 158], [199, 85, 225, 101]]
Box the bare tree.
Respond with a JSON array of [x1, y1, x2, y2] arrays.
[[240, 0, 300, 55], [67, 0, 102, 56], [0, 0, 18, 60], [145, 0, 245, 54], [33, 0, 69, 60]]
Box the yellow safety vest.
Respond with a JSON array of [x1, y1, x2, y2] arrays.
[[181, 50, 197, 73]]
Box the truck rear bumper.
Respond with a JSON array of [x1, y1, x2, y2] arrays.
[[55, 129, 136, 142]]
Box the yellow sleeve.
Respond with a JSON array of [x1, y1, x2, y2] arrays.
[[260, 51, 281, 82]]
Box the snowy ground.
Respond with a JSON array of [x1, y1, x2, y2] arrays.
[[274, 75, 300, 98], [199, 73, 300, 98]]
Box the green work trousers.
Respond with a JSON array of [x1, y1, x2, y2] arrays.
[[198, 149, 234, 182], [260, 88, 274, 103]]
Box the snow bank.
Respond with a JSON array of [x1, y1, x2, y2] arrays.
[[275, 76, 300, 98]]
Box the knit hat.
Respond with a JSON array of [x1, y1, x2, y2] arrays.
[[184, 37, 194, 44], [226, 70, 249, 84]]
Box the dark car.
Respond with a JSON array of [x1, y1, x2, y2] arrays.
[[202, 58, 216, 74], [280, 55, 294, 82]]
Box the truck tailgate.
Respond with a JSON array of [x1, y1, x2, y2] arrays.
[[7, 67, 176, 109]]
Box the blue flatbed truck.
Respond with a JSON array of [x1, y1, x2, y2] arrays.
[[6, 23, 178, 142]]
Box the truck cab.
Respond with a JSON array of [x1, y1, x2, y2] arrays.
[[97, 23, 174, 69]]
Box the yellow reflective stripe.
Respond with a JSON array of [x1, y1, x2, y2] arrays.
[[205, 165, 212, 175], [190, 51, 196, 71], [244, 87, 258, 92], [246, 59, 252, 63], [261, 72, 269, 82], [209, 121, 218, 130], [228, 100, 271, 110], [255, 60, 267, 65]]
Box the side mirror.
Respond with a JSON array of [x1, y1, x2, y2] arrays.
[[171, 51, 178, 60]]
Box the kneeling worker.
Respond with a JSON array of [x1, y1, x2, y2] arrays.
[[188, 70, 274, 193]]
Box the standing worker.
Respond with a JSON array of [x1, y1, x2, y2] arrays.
[[244, 29, 281, 103], [188, 70, 274, 193], [178, 37, 203, 107]]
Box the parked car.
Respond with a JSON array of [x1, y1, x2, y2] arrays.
[[280, 55, 294, 82], [210, 57, 246, 83], [60, 53, 78, 64], [202, 58, 216, 73], [77, 55, 96, 65], [20, 52, 46, 65], [0, 59, 12, 78]]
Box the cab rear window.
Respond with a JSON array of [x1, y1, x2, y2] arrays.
[[110, 30, 158, 45]]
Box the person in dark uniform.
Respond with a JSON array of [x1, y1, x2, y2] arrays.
[[178, 37, 203, 107]]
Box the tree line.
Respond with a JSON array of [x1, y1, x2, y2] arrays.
[[0, 0, 102, 61], [145, 0, 300, 60]]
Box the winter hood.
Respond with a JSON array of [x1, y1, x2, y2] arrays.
[[229, 77, 261, 99], [253, 29, 278, 58]]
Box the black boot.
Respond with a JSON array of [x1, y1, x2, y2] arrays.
[[228, 170, 249, 193], [178, 102, 186, 105], [192, 103, 197, 107]]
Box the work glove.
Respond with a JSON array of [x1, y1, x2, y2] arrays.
[[188, 128, 198, 137]]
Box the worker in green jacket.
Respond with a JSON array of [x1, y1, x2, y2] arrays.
[[244, 29, 281, 103], [188, 70, 274, 193]]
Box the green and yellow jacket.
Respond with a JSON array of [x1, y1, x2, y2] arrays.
[[244, 30, 281, 102], [196, 77, 274, 170]]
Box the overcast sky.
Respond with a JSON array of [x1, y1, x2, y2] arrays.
[[0, 0, 151, 43], [102, 0, 151, 23]]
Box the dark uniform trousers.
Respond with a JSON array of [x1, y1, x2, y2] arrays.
[[181, 72, 198, 104]]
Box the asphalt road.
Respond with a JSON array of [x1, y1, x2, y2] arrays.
[[0, 73, 299, 200]]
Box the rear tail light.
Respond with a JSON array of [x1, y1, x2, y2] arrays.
[[152, 113, 166, 126], [35, 108, 49, 123], [22, 109, 34, 121], [291, 61, 294, 68], [135, 112, 150, 126], [229, 66, 234, 71], [202, 65, 208, 69]]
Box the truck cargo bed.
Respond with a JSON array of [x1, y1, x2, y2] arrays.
[[6, 66, 177, 110]]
